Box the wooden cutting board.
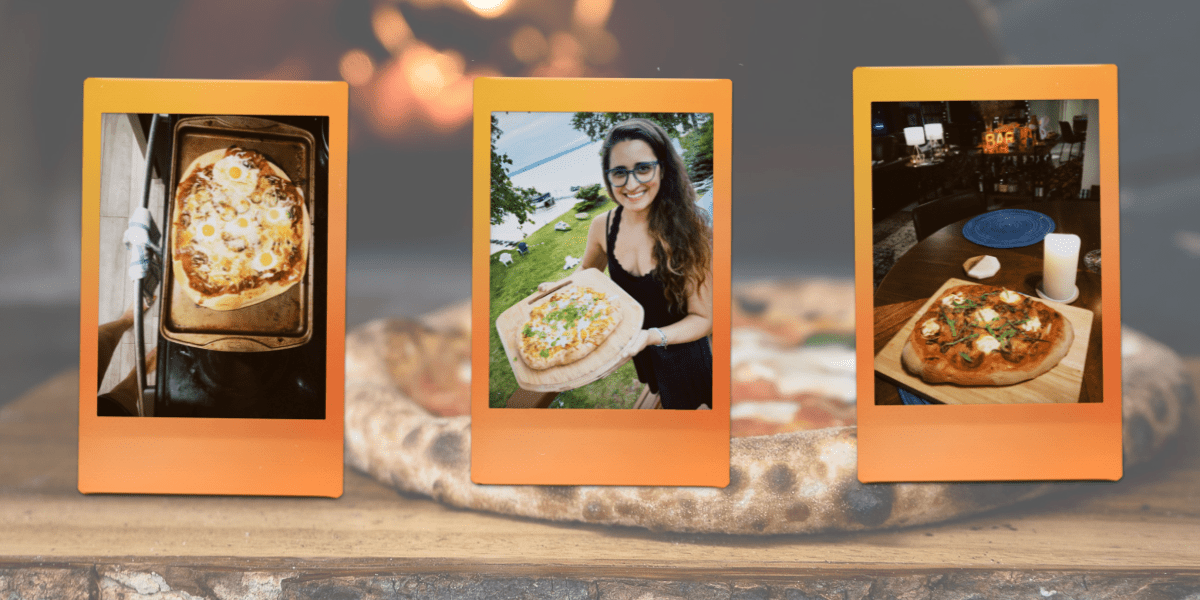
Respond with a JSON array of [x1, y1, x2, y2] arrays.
[[874, 277, 1093, 404], [496, 268, 644, 393]]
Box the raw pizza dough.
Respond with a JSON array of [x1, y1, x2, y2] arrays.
[[901, 284, 1073, 386], [345, 281, 1194, 534], [517, 285, 622, 370], [172, 147, 310, 311]]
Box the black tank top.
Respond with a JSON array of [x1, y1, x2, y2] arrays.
[[606, 206, 686, 329], [605, 206, 713, 409]]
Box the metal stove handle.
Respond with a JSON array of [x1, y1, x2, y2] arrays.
[[133, 114, 162, 418]]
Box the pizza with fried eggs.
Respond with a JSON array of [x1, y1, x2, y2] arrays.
[[171, 147, 310, 311]]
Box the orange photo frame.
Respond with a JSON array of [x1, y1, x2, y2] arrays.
[[854, 66, 1121, 482], [80, 79, 347, 496], [472, 78, 731, 486]]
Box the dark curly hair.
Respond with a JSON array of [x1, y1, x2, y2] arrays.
[[601, 118, 712, 314]]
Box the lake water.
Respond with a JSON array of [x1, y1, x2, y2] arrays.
[[490, 138, 707, 254], [490, 140, 606, 253]]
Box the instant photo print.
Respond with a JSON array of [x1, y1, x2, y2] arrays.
[[80, 79, 347, 496], [472, 78, 731, 486], [854, 66, 1121, 482]]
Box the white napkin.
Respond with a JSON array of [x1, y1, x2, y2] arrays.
[[964, 255, 1000, 279]]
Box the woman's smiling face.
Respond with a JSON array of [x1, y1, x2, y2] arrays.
[[607, 139, 661, 213]]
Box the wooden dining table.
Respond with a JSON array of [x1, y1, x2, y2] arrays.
[[874, 199, 1103, 404]]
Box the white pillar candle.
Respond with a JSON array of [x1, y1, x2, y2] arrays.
[[1043, 233, 1081, 300]]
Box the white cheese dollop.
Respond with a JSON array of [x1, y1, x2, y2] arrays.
[[975, 307, 1000, 324], [1020, 316, 1041, 332], [976, 334, 1001, 354], [941, 292, 965, 307], [921, 318, 940, 337], [999, 289, 1022, 304]]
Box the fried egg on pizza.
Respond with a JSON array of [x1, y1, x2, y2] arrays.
[[171, 147, 310, 311]]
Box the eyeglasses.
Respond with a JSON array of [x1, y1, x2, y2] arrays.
[[605, 161, 659, 187]]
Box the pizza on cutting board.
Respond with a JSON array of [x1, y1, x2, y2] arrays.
[[343, 281, 1192, 534], [172, 147, 310, 311], [516, 284, 622, 370], [901, 284, 1074, 386]]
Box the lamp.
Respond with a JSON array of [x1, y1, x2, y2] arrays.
[[923, 122, 943, 144], [923, 122, 945, 157], [904, 126, 927, 163]]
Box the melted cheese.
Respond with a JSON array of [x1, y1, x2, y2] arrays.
[[522, 285, 616, 362], [941, 292, 965, 306], [1020, 316, 1041, 332], [999, 289, 1022, 304], [921, 318, 940, 337], [975, 307, 1000, 324], [975, 334, 1001, 354]]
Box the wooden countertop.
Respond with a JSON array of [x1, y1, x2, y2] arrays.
[[3, 369, 1200, 597]]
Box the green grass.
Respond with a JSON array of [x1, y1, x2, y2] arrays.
[[488, 198, 641, 408]]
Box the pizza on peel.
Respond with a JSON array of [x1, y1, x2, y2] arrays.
[[171, 147, 310, 311], [517, 285, 621, 370], [901, 284, 1074, 386], [343, 281, 1191, 535]]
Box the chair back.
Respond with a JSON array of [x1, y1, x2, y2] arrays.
[[912, 192, 988, 241], [1058, 121, 1075, 142], [1073, 116, 1088, 135]]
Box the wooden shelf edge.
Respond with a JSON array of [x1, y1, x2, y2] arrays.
[[2, 560, 1200, 599], [4, 557, 1200, 576]]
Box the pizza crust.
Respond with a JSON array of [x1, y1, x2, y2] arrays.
[[343, 284, 1192, 534], [171, 148, 311, 311], [519, 336, 602, 370]]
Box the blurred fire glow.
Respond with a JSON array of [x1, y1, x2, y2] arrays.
[[373, 5, 412, 52], [462, 0, 512, 19], [348, 0, 620, 143], [402, 44, 465, 99], [423, 76, 475, 129], [573, 0, 614, 28], [339, 50, 375, 86], [510, 25, 549, 64], [531, 32, 585, 77], [255, 56, 311, 81], [369, 57, 417, 138], [581, 28, 619, 65]]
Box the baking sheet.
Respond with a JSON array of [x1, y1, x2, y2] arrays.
[[160, 116, 316, 351]]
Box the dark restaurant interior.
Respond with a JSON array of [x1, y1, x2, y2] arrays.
[[872, 99, 1097, 285]]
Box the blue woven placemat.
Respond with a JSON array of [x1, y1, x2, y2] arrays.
[[962, 209, 1056, 248], [898, 388, 935, 405]]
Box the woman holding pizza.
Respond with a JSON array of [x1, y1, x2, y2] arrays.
[[541, 118, 713, 409]]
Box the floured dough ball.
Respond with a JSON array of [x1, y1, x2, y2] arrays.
[[963, 255, 1000, 279]]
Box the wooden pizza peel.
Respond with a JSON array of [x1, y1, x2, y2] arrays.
[[495, 268, 644, 397]]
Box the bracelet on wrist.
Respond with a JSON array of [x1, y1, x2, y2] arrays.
[[649, 327, 668, 348]]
